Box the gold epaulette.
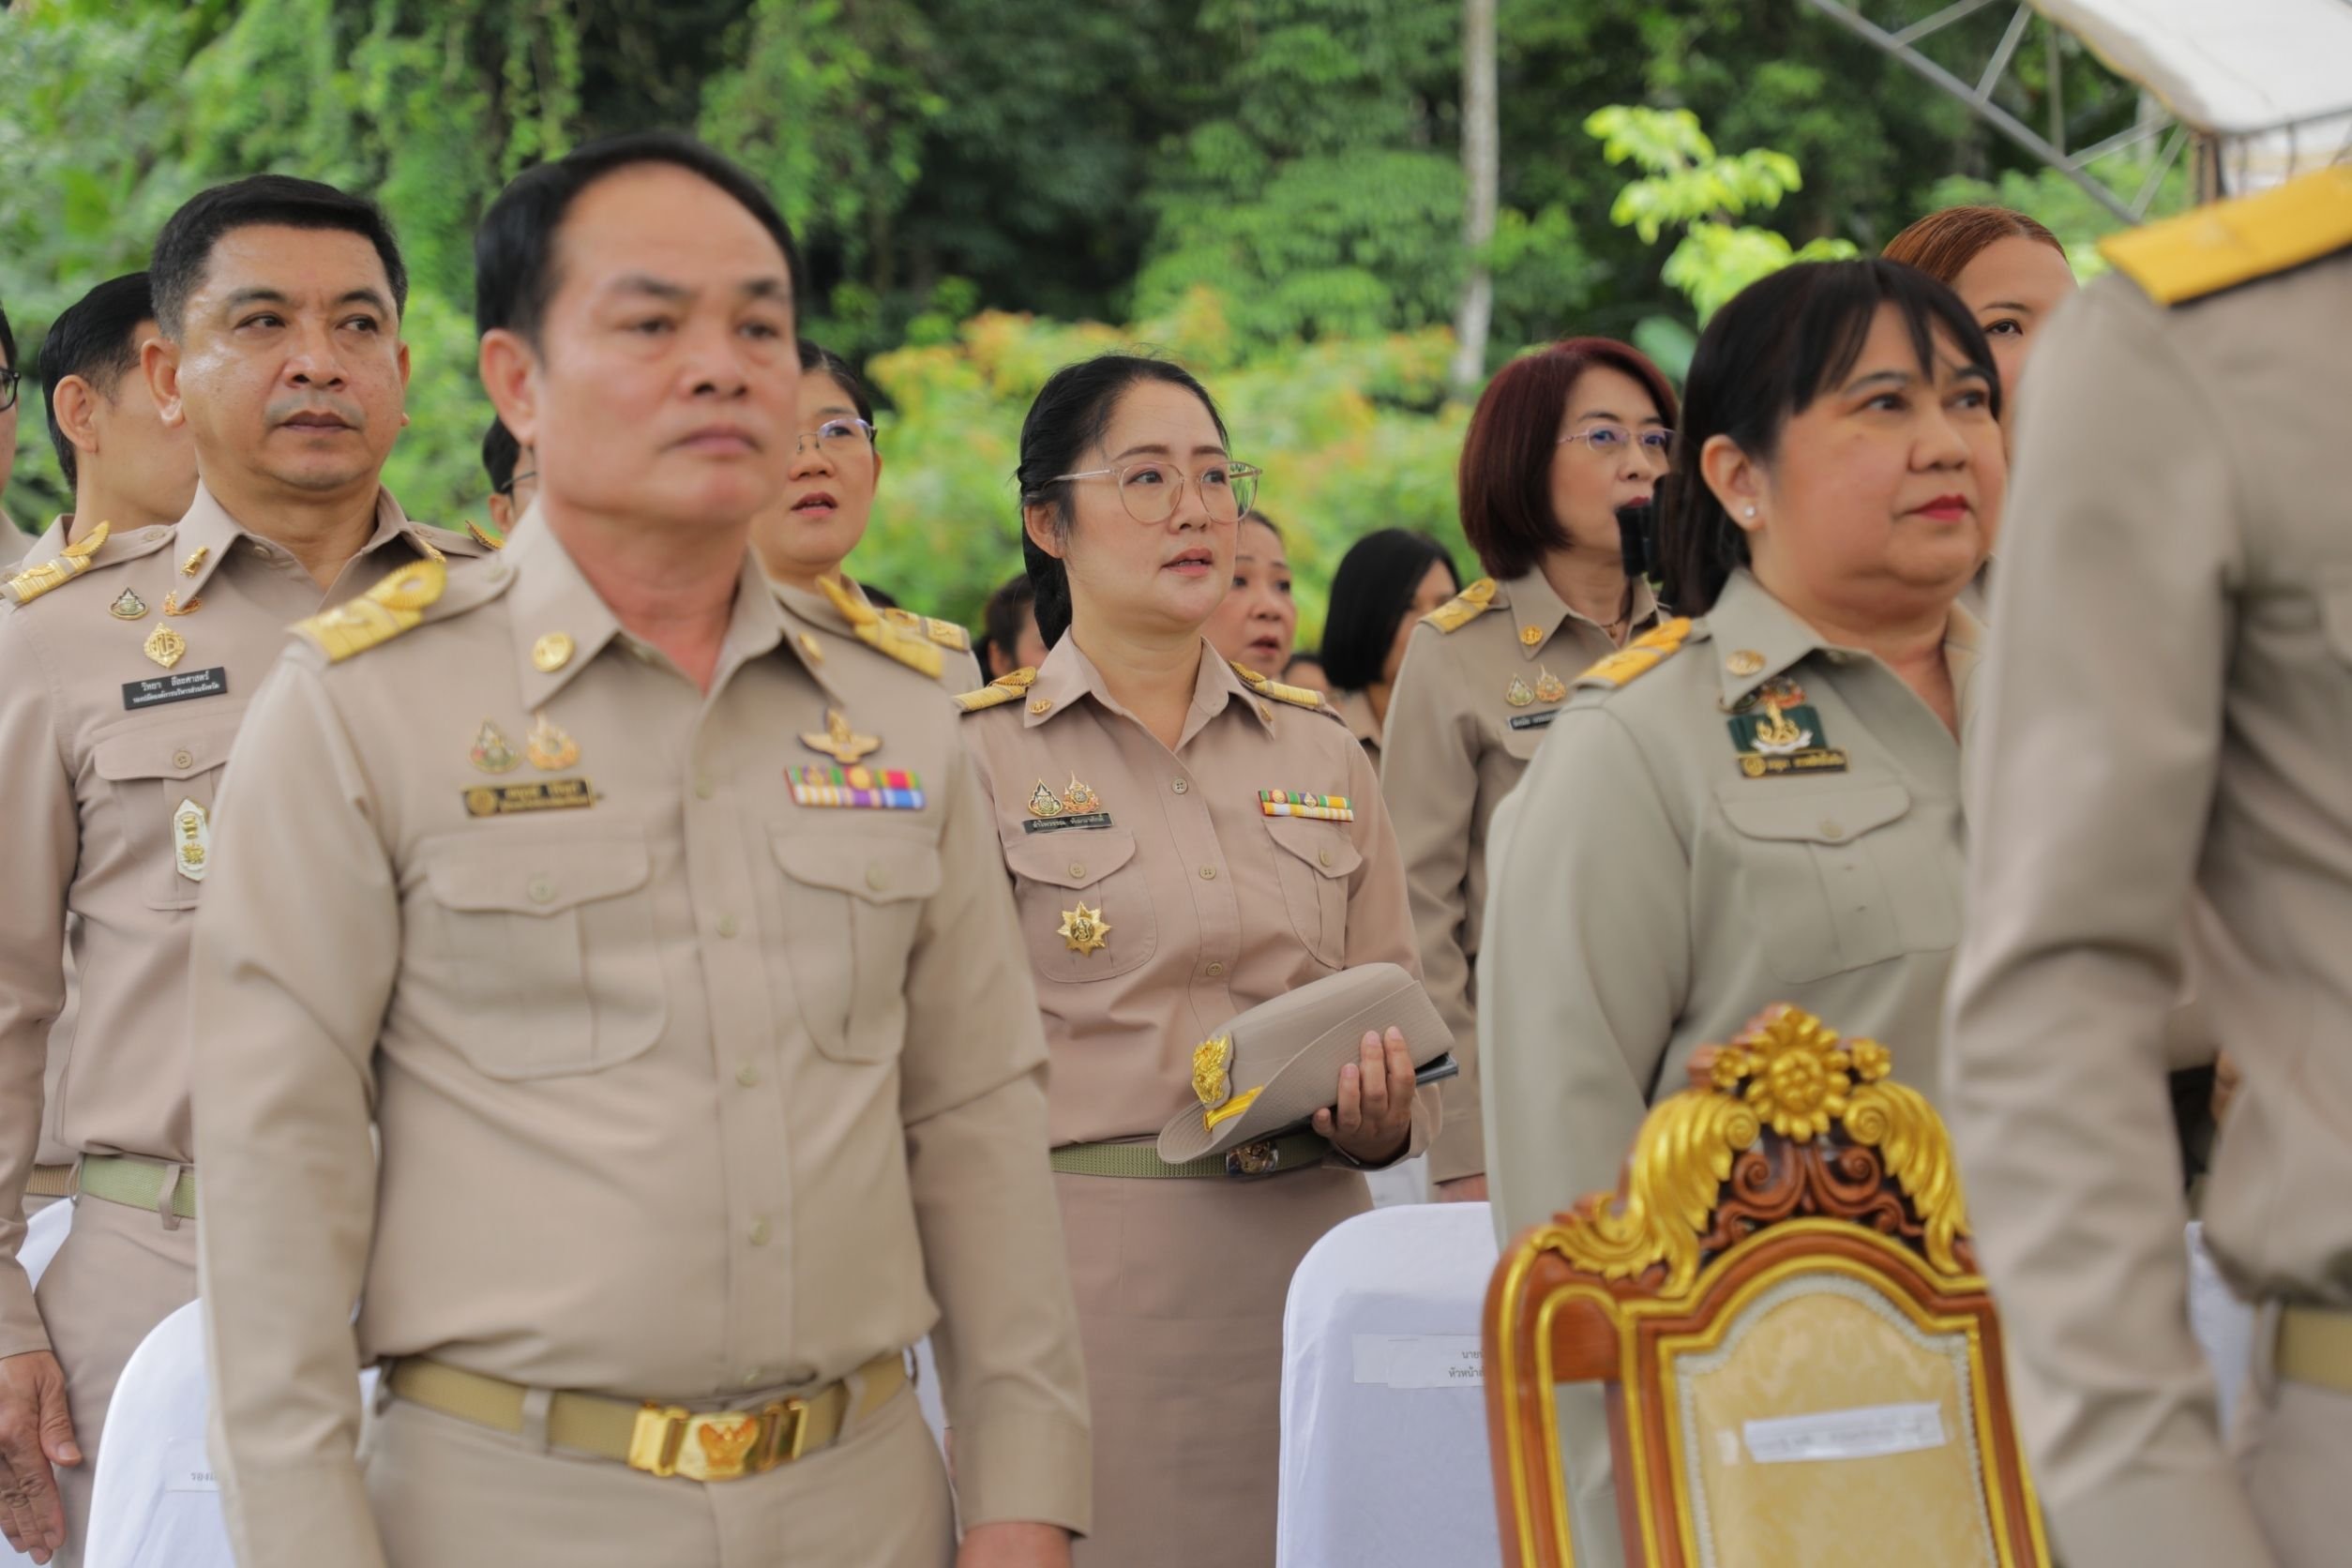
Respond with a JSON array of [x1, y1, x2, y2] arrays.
[[1576, 616, 1694, 690], [822, 578, 943, 678], [466, 520, 505, 551], [1229, 659, 1325, 710], [955, 669, 1037, 714], [2102, 164, 2352, 306], [881, 605, 972, 653], [1422, 577, 1498, 634], [291, 559, 446, 663], [4, 521, 111, 607]]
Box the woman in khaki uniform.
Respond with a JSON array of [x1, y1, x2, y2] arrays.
[[956, 354, 1430, 1568], [1379, 338, 1676, 1197], [751, 341, 982, 690], [1479, 261, 2004, 1568], [1317, 528, 1461, 767]]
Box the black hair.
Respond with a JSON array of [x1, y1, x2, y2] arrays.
[[1016, 354, 1230, 648], [482, 416, 522, 494], [475, 130, 803, 347], [980, 573, 1037, 676], [1319, 528, 1462, 691], [1242, 508, 1282, 543], [0, 295, 14, 374], [798, 339, 875, 430], [152, 174, 407, 339], [39, 272, 157, 490], [1660, 258, 1999, 615]]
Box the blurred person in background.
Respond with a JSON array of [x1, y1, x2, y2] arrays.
[[1316, 528, 1459, 764], [479, 415, 535, 536], [0, 298, 19, 507], [752, 339, 979, 690], [1883, 205, 2075, 451], [1281, 649, 1329, 696], [1201, 508, 1295, 678], [1380, 338, 1675, 1199], [980, 573, 1045, 680], [37, 274, 199, 555]]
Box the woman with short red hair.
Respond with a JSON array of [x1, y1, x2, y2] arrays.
[[1883, 205, 2076, 445], [1379, 338, 1676, 1199]]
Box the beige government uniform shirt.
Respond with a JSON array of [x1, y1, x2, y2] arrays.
[[11, 517, 77, 1184], [1945, 227, 2352, 1567], [0, 485, 479, 1355], [775, 577, 983, 694], [1327, 686, 1381, 766], [188, 519, 1087, 1568], [1482, 568, 1979, 1244], [1381, 569, 1660, 1182], [954, 640, 1431, 1153]]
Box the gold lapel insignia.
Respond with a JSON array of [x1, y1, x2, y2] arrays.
[[1725, 648, 1767, 677], [797, 631, 823, 665], [1505, 675, 1534, 708], [1028, 780, 1066, 819], [109, 588, 148, 620], [801, 707, 880, 765], [179, 545, 208, 577], [162, 591, 200, 616], [470, 720, 520, 775], [532, 632, 575, 673], [143, 625, 188, 670], [1061, 775, 1101, 814], [1534, 667, 1567, 703], [1058, 900, 1111, 957], [1519, 624, 1544, 648], [525, 711, 580, 771], [172, 798, 211, 882]]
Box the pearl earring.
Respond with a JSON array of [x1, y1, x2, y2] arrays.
[[1742, 505, 1756, 519]]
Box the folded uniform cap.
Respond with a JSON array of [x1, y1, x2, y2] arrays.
[[1156, 962, 1453, 1164]]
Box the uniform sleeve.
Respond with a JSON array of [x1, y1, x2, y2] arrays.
[[1480, 706, 1692, 1246], [897, 746, 1091, 1534], [0, 614, 75, 1357], [1379, 626, 1487, 1180], [1941, 280, 2273, 1567], [1335, 727, 1437, 1164], [189, 656, 394, 1568]]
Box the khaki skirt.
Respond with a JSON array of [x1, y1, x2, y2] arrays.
[[1054, 1164, 1370, 1568]]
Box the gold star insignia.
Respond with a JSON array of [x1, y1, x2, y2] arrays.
[[1058, 901, 1110, 957]]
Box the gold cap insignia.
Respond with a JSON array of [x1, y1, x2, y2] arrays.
[[801, 707, 881, 765], [143, 625, 188, 670], [1190, 1033, 1261, 1131], [532, 631, 575, 673], [526, 712, 579, 771], [109, 588, 147, 620], [1534, 667, 1566, 703], [470, 719, 520, 775], [1058, 900, 1110, 957]]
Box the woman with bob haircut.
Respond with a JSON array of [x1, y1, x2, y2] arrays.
[[1883, 205, 2075, 445], [1317, 527, 1462, 763], [1380, 337, 1676, 1199], [1477, 259, 2003, 1566]]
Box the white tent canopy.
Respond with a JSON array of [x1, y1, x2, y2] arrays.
[[2033, 0, 2352, 137]]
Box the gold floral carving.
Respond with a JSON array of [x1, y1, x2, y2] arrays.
[[1547, 1004, 1970, 1292]]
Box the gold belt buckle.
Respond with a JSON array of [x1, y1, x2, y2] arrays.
[[627, 1395, 808, 1481]]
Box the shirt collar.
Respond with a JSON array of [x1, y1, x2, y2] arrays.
[[1024, 634, 1275, 737], [1702, 569, 1845, 708], [172, 481, 430, 601], [1500, 568, 1661, 661]]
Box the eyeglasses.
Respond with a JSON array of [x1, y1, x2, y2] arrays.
[[1050, 460, 1262, 525], [1559, 424, 1674, 459], [794, 417, 876, 458], [492, 469, 536, 499], [0, 368, 19, 415]]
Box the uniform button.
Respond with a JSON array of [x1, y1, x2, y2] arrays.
[[1068, 862, 1086, 879], [1171, 778, 1188, 795], [1318, 849, 1334, 868], [749, 1218, 772, 1246], [248, 541, 270, 558], [736, 1062, 761, 1088], [716, 913, 740, 939], [172, 749, 193, 770], [528, 877, 556, 904], [1206, 961, 1226, 978], [866, 864, 889, 892], [1199, 866, 1217, 881], [1824, 651, 1849, 666], [694, 774, 716, 800], [1818, 821, 1845, 840]]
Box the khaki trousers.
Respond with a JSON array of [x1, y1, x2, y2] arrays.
[[1055, 1164, 1369, 1568], [365, 1380, 953, 1568], [2236, 1369, 2352, 1567], [31, 1191, 199, 1568]]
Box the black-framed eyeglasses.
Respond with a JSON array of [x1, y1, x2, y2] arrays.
[[0, 368, 19, 415], [492, 469, 536, 500], [1050, 460, 1262, 524], [793, 417, 876, 458], [1559, 424, 1673, 458]]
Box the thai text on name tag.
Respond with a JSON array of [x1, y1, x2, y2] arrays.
[[1741, 1400, 1946, 1465], [1350, 1334, 1483, 1390]]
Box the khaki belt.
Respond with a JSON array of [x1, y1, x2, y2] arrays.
[[1049, 1129, 1328, 1180], [69, 1155, 197, 1219], [2276, 1304, 2352, 1395], [24, 1166, 75, 1200], [386, 1349, 905, 1482]]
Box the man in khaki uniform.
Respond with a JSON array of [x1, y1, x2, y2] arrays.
[[0, 176, 482, 1566], [1946, 166, 2352, 1568], [190, 133, 1087, 1568]]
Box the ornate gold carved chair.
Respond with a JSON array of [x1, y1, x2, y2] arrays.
[[1482, 1005, 2049, 1568]]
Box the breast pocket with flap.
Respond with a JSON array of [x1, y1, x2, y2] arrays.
[[773, 835, 942, 1063], [1714, 780, 1956, 986], [1002, 827, 1157, 985], [1262, 814, 1363, 969], [92, 714, 247, 912]]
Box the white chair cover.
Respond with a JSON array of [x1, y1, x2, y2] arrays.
[[81, 1301, 232, 1568], [1277, 1202, 1503, 1568], [2186, 1219, 2257, 1435]]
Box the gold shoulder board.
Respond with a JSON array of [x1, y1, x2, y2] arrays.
[[466, 520, 505, 551], [1422, 577, 1499, 634], [955, 668, 1038, 714], [291, 558, 447, 663], [1227, 659, 1324, 710], [2103, 164, 2352, 306], [3, 521, 112, 607], [924, 616, 971, 652], [1576, 616, 1694, 690]]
